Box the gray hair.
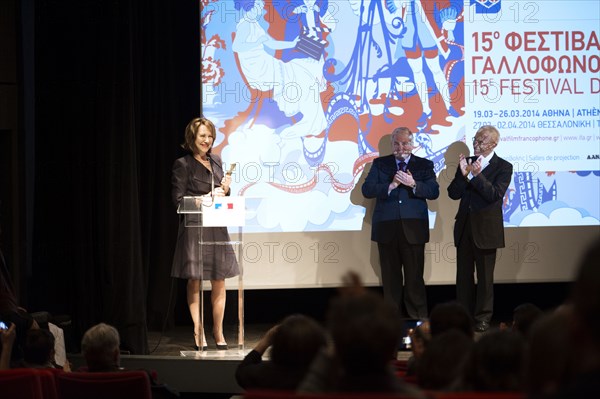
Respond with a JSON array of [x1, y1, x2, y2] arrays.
[[81, 323, 120, 371], [391, 127, 413, 143]]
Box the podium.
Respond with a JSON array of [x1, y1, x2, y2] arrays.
[[177, 195, 246, 353]]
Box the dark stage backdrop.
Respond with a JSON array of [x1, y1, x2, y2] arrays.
[[29, 0, 200, 354]]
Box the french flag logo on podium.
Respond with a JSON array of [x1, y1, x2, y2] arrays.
[[203, 197, 245, 227]]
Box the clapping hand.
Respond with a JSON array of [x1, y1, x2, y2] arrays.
[[397, 169, 416, 188], [459, 154, 469, 176], [460, 154, 483, 178], [470, 156, 483, 177]]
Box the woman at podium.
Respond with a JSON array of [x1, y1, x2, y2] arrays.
[[170, 117, 239, 350]]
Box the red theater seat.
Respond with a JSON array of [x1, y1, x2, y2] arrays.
[[243, 390, 527, 399], [244, 391, 430, 399], [56, 370, 152, 399], [37, 369, 60, 399], [433, 392, 527, 399], [0, 368, 46, 399]]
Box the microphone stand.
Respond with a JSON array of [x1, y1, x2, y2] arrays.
[[203, 154, 217, 207], [207, 154, 226, 200], [198, 153, 217, 351]]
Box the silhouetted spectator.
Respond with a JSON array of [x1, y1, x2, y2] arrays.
[[429, 301, 474, 339], [298, 272, 424, 397], [81, 323, 121, 372], [417, 329, 473, 390], [236, 314, 327, 391], [459, 329, 528, 392], [555, 239, 600, 397], [22, 328, 58, 368], [512, 302, 543, 337], [527, 309, 574, 399], [81, 323, 179, 398]]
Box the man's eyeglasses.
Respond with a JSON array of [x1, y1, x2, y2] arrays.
[[472, 137, 495, 147]]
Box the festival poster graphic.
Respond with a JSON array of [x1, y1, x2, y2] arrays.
[[200, 0, 599, 232]]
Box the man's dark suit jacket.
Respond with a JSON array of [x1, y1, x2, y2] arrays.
[[362, 154, 439, 244], [447, 153, 513, 249]]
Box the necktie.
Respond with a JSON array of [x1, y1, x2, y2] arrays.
[[398, 161, 407, 172]]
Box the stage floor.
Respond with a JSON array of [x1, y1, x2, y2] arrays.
[[147, 324, 271, 357], [146, 324, 413, 359], [104, 324, 413, 397]]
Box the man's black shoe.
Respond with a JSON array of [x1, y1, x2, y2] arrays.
[[474, 321, 490, 333]]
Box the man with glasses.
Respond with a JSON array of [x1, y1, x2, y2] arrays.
[[448, 125, 513, 332], [362, 127, 439, 320]]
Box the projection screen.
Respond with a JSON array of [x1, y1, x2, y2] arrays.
[[199, 0, 600, 288]]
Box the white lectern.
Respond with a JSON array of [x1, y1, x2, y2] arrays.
[[177, 195, 245, 353]]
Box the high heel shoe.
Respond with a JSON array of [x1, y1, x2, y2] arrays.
[[213, 333, 228, 350], [193, 334, 208, 351], [216, 342, 228, 350]]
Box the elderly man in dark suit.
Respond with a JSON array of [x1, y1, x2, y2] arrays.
[[362, 127, 439, 319], [448, 125, 513, 332]]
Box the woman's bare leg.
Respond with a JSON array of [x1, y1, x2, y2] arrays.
[[210, 279, 227, 344], [187, 279, 206, 347]]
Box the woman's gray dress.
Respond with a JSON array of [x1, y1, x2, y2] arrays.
[[170, 154, 240, 280]]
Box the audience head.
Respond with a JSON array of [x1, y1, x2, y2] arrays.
[[270, 314, 327, 369], [81, 323, 120, 372], [461, 330, 528, 392], [328, 272, 402, 375], [527, 310, 573, 397], [23, 328, 55, 367], [563, 238, 600, 385], [512, 302, 543, 337], [417, 329, 474, 390], [570, 238, 600, 346], [429, 301, 474, 339]]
